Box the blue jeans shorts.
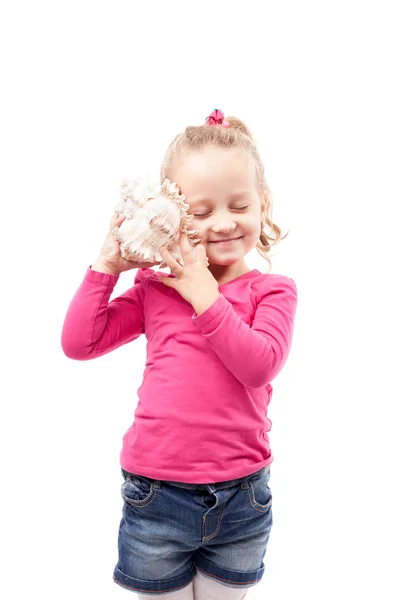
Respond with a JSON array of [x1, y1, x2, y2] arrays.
[[113, 464, 273, 595]]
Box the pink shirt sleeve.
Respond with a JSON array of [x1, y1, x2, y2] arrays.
[[191, 276, 298, 388], [61, 266, 147, 360]]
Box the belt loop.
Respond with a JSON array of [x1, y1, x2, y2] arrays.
[[241, 473, 251, 490]]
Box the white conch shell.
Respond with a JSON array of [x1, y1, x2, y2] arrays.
[[112, 175, 201, 268]]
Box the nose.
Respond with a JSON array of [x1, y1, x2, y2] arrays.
[[210, 218, 237, 234]]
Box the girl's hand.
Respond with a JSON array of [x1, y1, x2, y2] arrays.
[[98, 212, 162, 275], [159, 234, 219, 305]]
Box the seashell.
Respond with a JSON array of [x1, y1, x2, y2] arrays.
[[112, 174, 200, 268]]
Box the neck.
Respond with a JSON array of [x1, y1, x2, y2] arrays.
[[208, 260, 251, 285]]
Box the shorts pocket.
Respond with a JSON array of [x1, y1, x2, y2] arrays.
[[120, 471, 157, 507], [248, 467, 272, 512]]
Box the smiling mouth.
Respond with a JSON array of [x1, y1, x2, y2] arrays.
[[209, 236, 244, 244]]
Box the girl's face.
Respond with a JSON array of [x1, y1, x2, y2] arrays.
[[169, 147, 266, 268]]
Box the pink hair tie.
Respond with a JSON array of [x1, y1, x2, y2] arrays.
[[205, 108, 230, 128]]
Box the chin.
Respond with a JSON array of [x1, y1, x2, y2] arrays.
[[208, 257, 241, 266]]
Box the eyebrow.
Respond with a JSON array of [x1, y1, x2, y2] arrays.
[[190, 192, 250, 205]]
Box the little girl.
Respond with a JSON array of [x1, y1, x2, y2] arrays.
[[61, 109, 298, 600]]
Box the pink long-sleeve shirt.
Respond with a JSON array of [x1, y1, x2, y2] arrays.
[[61, 266, 297, 483]]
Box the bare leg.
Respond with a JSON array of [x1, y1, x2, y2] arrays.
[[193, 571, 248, 600], [136, 580, 194, 599]]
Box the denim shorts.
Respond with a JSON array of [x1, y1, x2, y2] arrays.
[[113, 464, 273, 595]]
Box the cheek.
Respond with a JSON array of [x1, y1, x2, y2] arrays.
[[191, 221, 205, 238], [242, 216, 259, 232]]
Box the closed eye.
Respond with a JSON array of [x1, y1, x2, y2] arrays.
[[193, 206, 250, 217]]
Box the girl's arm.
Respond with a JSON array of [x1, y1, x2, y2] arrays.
[[61, 266, 147, 360], [192, 276, 298, 388]]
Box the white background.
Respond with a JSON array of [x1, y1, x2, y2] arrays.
[[1, 1, 399, 599]]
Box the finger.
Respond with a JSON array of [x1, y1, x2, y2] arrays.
[[179, 233, 195, 263], [110, 215, 126, 238], [160, 246, 183, 274], [195, 242, 208, 263], [160, 274, 173, 287], [110, 212, 122, 229]]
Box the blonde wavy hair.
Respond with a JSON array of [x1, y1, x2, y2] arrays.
[[160, 112, 289, 270]]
